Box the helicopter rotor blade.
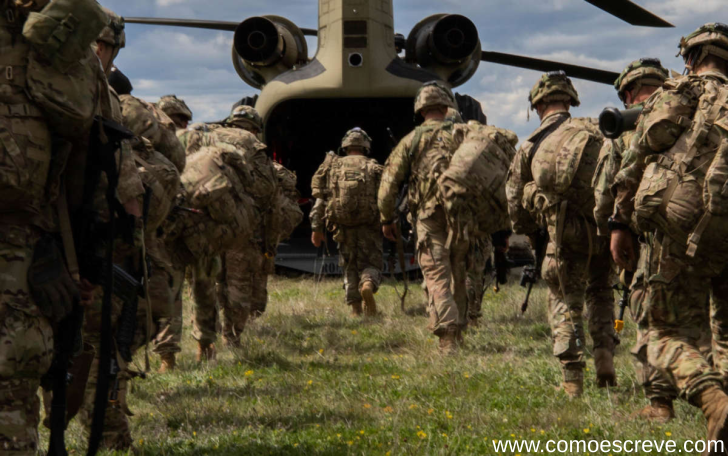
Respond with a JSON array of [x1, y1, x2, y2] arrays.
[[125, 17, 318, 36], [481, 51, 619, 85], [582, 0, 673, 27]]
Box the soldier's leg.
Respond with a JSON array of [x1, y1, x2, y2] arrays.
[[250, 252, 270, 318], [337, 228, 363, 312], [150, 259, 184, 360], [451, 237, 470, 330], [416, 208, 459, 346], [219, 248, 253, 346], [466, 240, 488, 324], [585, 243, 619, 386], [191, 255, 221, 348], [359, 225, 383, 316], [542, 249, 587, 396]]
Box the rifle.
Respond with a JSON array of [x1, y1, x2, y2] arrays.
[[614, 270, 635, 333], [519, 228, 549, 314], [491, 230, 512, 293], [387, 127, 410, 312]]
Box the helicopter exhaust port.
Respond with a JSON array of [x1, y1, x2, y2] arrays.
[[348, 53, 363, 67]]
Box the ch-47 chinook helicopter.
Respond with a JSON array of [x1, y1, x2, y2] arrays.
[[126, 0, 672, 274]]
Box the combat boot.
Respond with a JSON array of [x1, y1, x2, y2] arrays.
[[438, 326, 459, 355], [351, 301, 363, 316], [196, 342, 216, 363], [558, 368, 583, 399], [594, 348, 617, 387], [468, 316, 480, 328], [361, 281, 378, 316], [158, 353, 176, 373], [633, 398, 675, 423], [695, 385, 728, 455]]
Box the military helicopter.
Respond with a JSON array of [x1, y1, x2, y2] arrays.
[[126, 0, 672, 273]]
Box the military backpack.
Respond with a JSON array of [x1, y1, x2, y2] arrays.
[[319, 153, 382, 227]]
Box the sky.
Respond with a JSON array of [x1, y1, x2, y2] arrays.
[[105, 0, 722, 142]]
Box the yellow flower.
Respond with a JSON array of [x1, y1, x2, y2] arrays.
[[351, 330, 358, 335], [383, 406, 394, 413], [293, 443, 298, 447], [347, 440, 354, 446], [307, 380, 313, 385], [445, 411, 453, 419], [427, 408, 434, 415], [442, 433, 448, 438], [193, 431, 197, 437], [665, 431, 672, 437], [510, 434, 516, 438], [139, 439, 144, 445], [244, 370, 254, 377], [467, 425, 472, 430], [359, 430, 365, 435], [363, 403, 372, 409], [417, 430, 427, 439], [583, 428, 590, 434], [464, 373, 470, 378], [391, 374, 401, 380], [386, 452, 391, 456], [531, 428, 535, 432], [318, 348, 324, 354], [409, 404, 418, 410], [337, 433, 342, 438], [540, 430, 545, 435]]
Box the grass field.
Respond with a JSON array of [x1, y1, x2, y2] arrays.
[[46, 274, 707, 455]]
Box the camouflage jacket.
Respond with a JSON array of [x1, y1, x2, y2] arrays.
[[378, 119, 461, 224], [612, 71, 728, 226], [592, 103, 643, 237]]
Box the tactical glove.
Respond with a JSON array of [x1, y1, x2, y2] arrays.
[[28, 236, 79, 323]]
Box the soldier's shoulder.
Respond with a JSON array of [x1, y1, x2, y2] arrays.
[[569, 117, 601, 136]]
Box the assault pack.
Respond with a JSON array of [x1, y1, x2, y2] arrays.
[[312, 152, 382, 227], [633, 76, 728, 261], [438, 121, 518, 240]]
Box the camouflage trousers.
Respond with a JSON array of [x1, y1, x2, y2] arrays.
[[541, 235, 617, 379], [465, 236, 492, 321], [334, 224, 383, 305], [0, 228, 54, 455], [191, 255, 221, 345], [149, 239, 185, 355], [645, 235, 728, 402], [416, 207, 469, 335], [218, 242, 269, 343]]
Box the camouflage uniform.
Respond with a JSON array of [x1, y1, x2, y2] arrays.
[[507, 72, 616, 390], [611, 25, 728, 405], [465, 236, 492, 321], [593, 59, 684, 413], [156, 94, 193, 130], [379, 82, 468, 345], [311, 129, 383, 314]]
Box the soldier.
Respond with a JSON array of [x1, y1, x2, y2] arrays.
[[0, 1, 127, 452], [506, 71, 616, 398], [593, 59, 679, 421], [310, 128, 384, 316], [610, 24, 728, 448], [379, 82, 468, 353], [181, 106, 279, 349], [157, 95, 193, 130]]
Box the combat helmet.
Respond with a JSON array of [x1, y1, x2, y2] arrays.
[[414, 81, 457, 115], [445, 108, 464, 124], [98, 7, 126, 50], [529, 71, 580, 110], [157, 95, 193, 122], [340, 127, 372, 154], [614, 58, 668, 105], [679, 23, 728, 71], [226, 105, 263, 132]]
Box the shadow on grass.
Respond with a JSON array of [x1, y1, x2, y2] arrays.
[[136, 441, 351, 456]]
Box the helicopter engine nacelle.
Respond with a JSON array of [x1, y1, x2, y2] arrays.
[[232, 15, 308, 89], [405, 14, 481, 87]]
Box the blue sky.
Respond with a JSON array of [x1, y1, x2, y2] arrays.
[[105, 0, 721, 142]]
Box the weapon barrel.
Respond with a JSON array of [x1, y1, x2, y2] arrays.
[[599, 107, 642, 139]]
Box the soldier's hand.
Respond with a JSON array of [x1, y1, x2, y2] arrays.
[[79, 279, 96, 307], [123, 198, 142, 218], [610, 229, 636, 271], [382, 223, 397, 242], [311, 231, 325, 247]]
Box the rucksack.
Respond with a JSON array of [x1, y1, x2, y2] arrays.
[[438, 122, 518, 239], [269, 162, 303, 243], [22, 0, 107, 139], [633, 77, 728, 262], [131, 137, 181, 234], [530, 117, 603, 219], [324, 154, 382, 227]]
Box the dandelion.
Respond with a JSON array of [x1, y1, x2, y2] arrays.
[[307, 380, 313, 385], [417, 430, 427, 439], [540, 430, 545, 435], [193, 432, 197, 437], [383, 406, 394, 413], [391, 374, 401, 380], [583, 428, 590, 434], [442, 433, 448, 438], [149, 413, 154, 417], [337, 433, 342, 438], [445, 411, 453, 419], [347, 441, 354, 446], [427, 408, 434, 415], [531, 428, 535, 432], [467, 425, 472, 430], [209, 376, 213, 380], [409, 404, 418, 410], [665, 431, 672, 437], [244, 370, 254, 377], [293, 443, 298, 448], [464, 372, 470, 378], [386, 452, 391, 456], [351, 330, 358, 335], [139, 439, 144, 445], [364, 403, 372, 409], [318, 348, 324, 354], [510, 434, 516, 438], [359, 430, 365, 435]]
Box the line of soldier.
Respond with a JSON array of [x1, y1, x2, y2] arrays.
[[0, 2, 303, 453]]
